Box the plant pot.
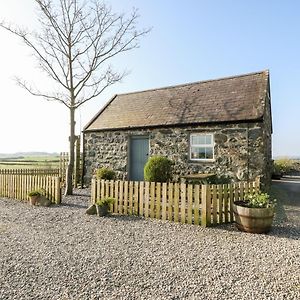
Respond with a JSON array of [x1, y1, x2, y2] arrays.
[[233, 202, 275, 234], [29, 195, 40, 206], [96, 204, 109, 217]]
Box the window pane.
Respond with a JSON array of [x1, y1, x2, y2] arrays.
[[191, 134, 212, 145], [191, 147, 198, 159], [191, 147, 206, 159], [191, 134, 208, 145], [205, 147, 213, 159], [205, 135, 212, 144], [191, 146, 213, 160], [191, 135, 204, 145]]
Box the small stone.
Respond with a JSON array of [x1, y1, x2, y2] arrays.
[[85, 204, 96, 215]]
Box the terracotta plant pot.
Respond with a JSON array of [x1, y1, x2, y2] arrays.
[[29, 195, 40, 206], [233, 202, 275, 234]]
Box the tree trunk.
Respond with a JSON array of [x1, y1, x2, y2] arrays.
[[65, 107, 75, 195]]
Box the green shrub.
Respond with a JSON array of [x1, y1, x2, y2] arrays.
[[95, 197, 115, 207], [273, 158, 296, 175], [28, 190, 42, 197], [96, 167, 116, 180], [28, 188, 45, 197], [144, 156, 173, 182]]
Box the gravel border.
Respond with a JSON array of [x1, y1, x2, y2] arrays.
[[0, 189, 299, 300]]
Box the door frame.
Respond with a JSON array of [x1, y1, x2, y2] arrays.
[[128, 135, 150, 181]]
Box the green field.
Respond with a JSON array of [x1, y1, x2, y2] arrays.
[[0, 155, 60, 169]]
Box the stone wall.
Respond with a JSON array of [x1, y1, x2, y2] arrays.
[[83, 120, 272, 186], [261, 93, 273, 188]]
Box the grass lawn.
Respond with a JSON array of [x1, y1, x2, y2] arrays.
[[0, 155, 60, 169]]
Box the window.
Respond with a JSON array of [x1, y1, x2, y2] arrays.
[[190, 133, 214, 161]]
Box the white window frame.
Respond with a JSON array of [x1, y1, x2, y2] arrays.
[[190, 133, 215, 161]]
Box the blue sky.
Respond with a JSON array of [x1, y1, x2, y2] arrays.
[[0, 0, 299, 157]]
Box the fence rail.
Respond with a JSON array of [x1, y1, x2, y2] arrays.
[[91, 178, 260, 227], [0, 174, 61, 204]]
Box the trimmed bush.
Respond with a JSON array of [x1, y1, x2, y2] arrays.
[[144, 156, 173, 182], [96, 167, 116, 180]]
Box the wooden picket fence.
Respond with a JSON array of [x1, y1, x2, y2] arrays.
[[0, 174, 62, 204], [60, 150, 83, 187], [91, 178, 260, 227]]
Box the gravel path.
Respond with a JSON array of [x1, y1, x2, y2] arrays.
[[0, 189, 299, 300]]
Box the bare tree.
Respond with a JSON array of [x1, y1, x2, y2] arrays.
[[0, 0, 150, 195]]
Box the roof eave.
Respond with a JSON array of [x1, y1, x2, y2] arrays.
[[82, 117, 264, 133]]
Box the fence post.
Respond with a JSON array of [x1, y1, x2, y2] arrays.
[[91, 177, 96, 204], [55, 177, 61, 204], [255, 176, 261, 192], [201, 184, 210, 227], [74, 136, 81, 188]]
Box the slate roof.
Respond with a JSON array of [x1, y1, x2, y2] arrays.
[[84, 70, 269, 131]]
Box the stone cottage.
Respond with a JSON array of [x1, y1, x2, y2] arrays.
[[83, 70, 272, 186]]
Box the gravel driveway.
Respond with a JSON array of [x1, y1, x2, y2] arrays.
[[272, 177, 300, 227], [0, 189, 299, 300]]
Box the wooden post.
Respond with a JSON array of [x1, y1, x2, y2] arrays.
[[150, 182, 155, 219], [74, 136, 81, 188], [201, 184, 210, 227], [168, 183, 173, 221], [162, 183, 167, 221], [194, 185, 200, 225], [173, 183, 179, 222], [134, 181, 139, 215], [255, 176, 261, 192], [180, 183, 186, 224], [144, 182, 150, 218], [229, 183, 234, 222], [156, 183, 161, 220], [139, 181, 144, 216], [91, 177, 96, 204], [187, 184, 193, 224], [124, 181, 128, 215], [223, 184, 229, 223], [55, 177, 61, 204], [114, 181, 119, 213], [129, 181, 133, 215]]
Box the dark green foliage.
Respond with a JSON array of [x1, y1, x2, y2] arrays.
[[28, 188, 45, 197], [95, 197, 115, 216], [96, 167, 116, 180], [95, 197, 115, 207], [187, 175, 231, 185], [206, 175, 231, 184], [28, 190, 41, 197], [144, 156, 173, 182]]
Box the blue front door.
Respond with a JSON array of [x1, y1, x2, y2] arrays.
[[129, 136, 149, 181]]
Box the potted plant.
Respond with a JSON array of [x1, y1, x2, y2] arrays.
[[28, 190, 42, 206], [28, 189, 51, 207], [233, 192, 276, 234], [95, 197, 115, 217]]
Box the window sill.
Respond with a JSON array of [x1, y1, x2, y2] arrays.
[[189, 159, 215, 163]]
